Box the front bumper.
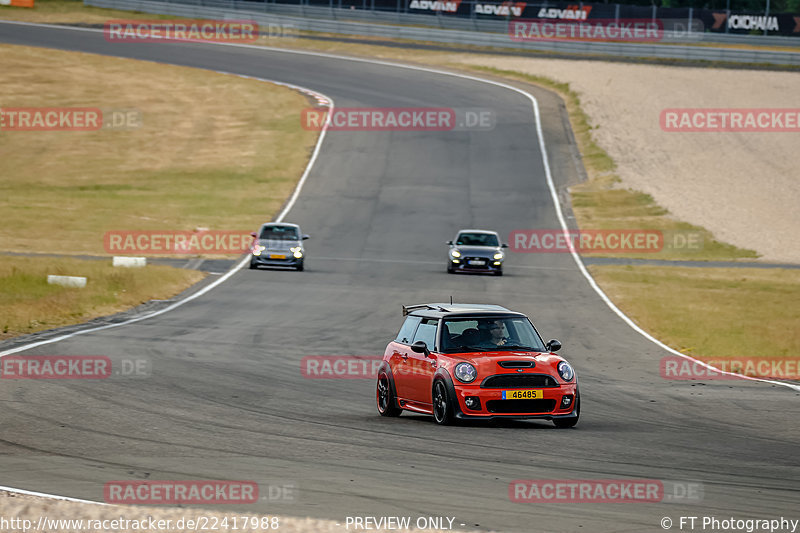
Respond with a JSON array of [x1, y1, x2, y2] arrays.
[[451, 382, 578, 419], [455, 411, 578, 421], [251, 253, 302, 268], [449, 257, 502, 273]]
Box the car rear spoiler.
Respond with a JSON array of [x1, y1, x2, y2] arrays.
[[402, 304, 449, 316], [403, 304, 428, 316]]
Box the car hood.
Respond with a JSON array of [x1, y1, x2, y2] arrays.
[[452, 245, 500, 257], [256, 239, 301, 251]]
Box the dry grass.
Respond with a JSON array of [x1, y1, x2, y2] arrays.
[[589, 265, 800, 359], [568, 175, 757, 261], [0, 256, 204, 340], [0, 44, 318, 255]]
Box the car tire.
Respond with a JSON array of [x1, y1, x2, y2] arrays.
[[553, 395, 580, 428], [249, 260, 257, 270], [432, 380, 455, 426], [494, 269, 503, 276], [447, 265, 455, 274], [296, 262, 304, 272], [376, 373, 401, 417]]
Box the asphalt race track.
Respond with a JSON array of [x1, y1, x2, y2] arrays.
[[1, 22, 798, 533]]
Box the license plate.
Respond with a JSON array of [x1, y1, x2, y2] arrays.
[[269, 254, 286, 259], [502, 389, 543, 399], [468, 260, 485, 265]]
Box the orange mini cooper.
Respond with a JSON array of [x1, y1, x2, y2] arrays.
[[376, 303, 579, 427]]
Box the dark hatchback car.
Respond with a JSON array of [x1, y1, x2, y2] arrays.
[[376, 303, 579, 427], [249, 223, 309, 271], [447, 229, 509, 276]]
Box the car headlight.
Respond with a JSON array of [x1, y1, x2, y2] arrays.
[[454, 362, 477, 383], [493, 252, 504, 260], [290, 246, 303, 258], [450, 250, 461, 258], [252, 245, 265, 256], [557, 361, 574, 381]]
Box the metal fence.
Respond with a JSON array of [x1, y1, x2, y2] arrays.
[[86, 0, 800, 65]]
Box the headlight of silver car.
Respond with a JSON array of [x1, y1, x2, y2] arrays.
[[557, 361, 574, 381], [493, 252, 504, 260], [454, 362, 477, 383], [450, 249, 462, 258]]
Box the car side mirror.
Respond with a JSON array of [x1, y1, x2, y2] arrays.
[[302, 234, 310, 240], [446, 240, 453, 245], [250, 232, 257, 238], [410, 341, 430, 356], [501, 243, 509, 248], [546, 339, 561, 352]]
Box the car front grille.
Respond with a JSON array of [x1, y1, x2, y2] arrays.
[[264, 252, 291, 260], [462, 257, 490, 268], [481, 374, 559, 388], [486, 399, 556, 414]]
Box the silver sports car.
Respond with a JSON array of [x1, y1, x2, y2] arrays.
[[447, 229, 508, 276]]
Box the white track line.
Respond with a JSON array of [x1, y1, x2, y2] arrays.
[[0, 485, 107, 505], [0, 25, 794, 380]]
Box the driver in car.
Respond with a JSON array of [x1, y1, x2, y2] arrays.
[[478, 320, 508, 348]]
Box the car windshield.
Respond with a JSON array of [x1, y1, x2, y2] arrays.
[[259, 226, 299, 240], [455, 233, 499, 247], [441, 317, 547, 353]]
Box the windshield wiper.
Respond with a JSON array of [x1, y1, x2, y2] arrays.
[[496, 345, 538, 351], [445, 345, 474, 353]]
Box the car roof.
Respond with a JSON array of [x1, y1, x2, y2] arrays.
[[456, 229, 499, 236], [260, 222, 300, 229], [402, 303, 525, 319]]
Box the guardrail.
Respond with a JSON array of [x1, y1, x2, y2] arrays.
[[91, 0, 800, 47], [86, 0, 800, 66]]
